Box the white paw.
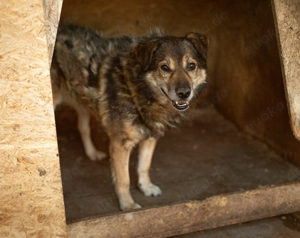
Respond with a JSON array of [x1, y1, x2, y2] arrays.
[[139, 183, 162, 197], [87, 150, 106, 161], [120, 201, 141, 211]]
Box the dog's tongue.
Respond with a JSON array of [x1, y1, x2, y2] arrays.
[[177, 100, 186, 106]]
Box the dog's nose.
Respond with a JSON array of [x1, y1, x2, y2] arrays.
[[175, 87, 191, 100]]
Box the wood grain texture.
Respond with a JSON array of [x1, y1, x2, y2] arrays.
[[68, 183, 300, 238], [43, 0, 63, 64], [0, 0, 66, 237], [272, 0, 300, 140]]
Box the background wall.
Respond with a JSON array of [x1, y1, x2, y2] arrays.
[[58, 0, 300, 164]]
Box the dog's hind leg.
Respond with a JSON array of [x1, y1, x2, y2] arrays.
[[51, 89, 63, 110], [110, 139, 141, 210], [75, 105, 106, 161], [137, 138, 162, 197]]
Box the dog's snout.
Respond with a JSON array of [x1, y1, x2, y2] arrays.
[[175, 86, 191, 100]]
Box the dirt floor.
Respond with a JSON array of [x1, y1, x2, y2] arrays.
[[178, 215, 300, 238], [55, 105, 300, 223]]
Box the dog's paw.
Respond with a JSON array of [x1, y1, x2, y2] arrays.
[[139, 183, 162, 197], [87, 150, 106, 161], [120, 202, 141, 211]]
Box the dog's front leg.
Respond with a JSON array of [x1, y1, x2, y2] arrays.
[[110, 139, 141, 211], [137, 138, 162, 197]]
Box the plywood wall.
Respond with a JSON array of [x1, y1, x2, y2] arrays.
[[0, 0, 66, 237], [272, 0, 300, 140], [209, 0, 300, 163], [43, 0, 63, 64]]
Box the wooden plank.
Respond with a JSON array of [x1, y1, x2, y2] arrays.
[[68, 182, 300, 238], [272, 0, 300, 140], [0, 0, 66, 237]]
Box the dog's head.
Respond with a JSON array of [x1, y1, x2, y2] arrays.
[[135, 33, 208, 111]]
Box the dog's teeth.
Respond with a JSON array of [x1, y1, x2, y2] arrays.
[[175, 101, 179, 105]]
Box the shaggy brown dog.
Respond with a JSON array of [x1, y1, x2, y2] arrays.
[[51, 24, 208, 210]]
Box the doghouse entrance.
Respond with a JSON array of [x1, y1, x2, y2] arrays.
[[2, 0, 300, 236], [53, 0, 300, 237]]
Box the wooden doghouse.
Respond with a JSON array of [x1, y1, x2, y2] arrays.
[[0, 0, 299, 237]]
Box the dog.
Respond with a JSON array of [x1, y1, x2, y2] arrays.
[[51, 24, 208, 211]]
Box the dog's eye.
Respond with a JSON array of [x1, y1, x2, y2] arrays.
[[187, 62, 196, 71], [161, 64, 170, 72]]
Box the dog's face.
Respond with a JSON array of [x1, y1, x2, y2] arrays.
[[136, 33, 208, 111]]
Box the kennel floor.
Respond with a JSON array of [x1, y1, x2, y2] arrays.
[[56, 105, 300, 222]]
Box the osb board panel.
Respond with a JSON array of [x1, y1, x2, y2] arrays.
[[43, 0, 63, 64], [0, 0, 66, 237], [272, 0, 300, 140], [68, 183, 300, 238]]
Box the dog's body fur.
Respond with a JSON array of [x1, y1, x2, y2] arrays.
[[51, 24, 208, 210]]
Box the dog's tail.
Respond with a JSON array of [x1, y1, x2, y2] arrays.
[[147, 27, 165, 37]]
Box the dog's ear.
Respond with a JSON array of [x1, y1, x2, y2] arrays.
[[135, 40, 159, 71], [186, 33, 208, 64]]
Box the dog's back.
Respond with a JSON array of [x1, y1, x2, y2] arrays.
[[51, 24, 135, 109]]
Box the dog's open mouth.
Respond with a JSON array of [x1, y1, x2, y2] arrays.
[[161, 88, 190, 111], [172, 100, 189, 111]]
